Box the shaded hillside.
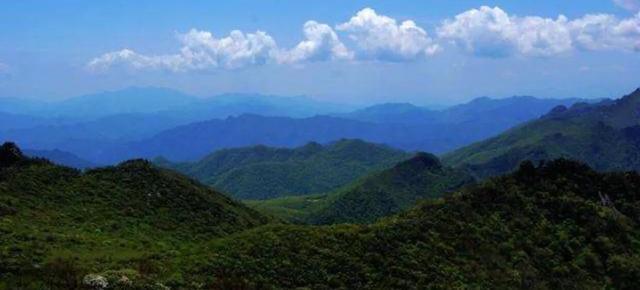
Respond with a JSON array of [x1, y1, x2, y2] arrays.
[[186, 159, 640, 289], [444, 88, 640, 178], [249, 153, 474, 224], [0, 142, 269, 288], [158, 139, 409, 200], [308, 153, 474, 224]]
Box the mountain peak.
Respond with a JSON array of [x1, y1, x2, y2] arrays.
[[395, 152, 442, 172], [620, 87, 640, 103], [0, 142, 25, 167]]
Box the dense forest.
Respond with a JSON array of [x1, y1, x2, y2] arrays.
[[2, 142, 639, 289], [156, 139, 410, 200]]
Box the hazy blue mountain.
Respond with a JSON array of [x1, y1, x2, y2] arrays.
[[183, 93, 356, 120], [48, 87, 198, 118], [0, 97, 47, 115], [333, 103, 438, 124], [156, 139, 410, 199], [110, 114, 427, 163], [0, 89, 584, 165], [0, 87, 355, 121], [23, 148, 96, 169]]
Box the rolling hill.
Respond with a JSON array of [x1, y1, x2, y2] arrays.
[[157, 139, 410, 200], [249, 152, 474, 224], [443, 88, 640, 178], [4, 139, 639, 288], [148, 159, 640, 288], [0, 142, 270, 288]]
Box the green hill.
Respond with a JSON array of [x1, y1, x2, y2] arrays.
[[0, 142, 269, 288], [185, 159, 640, 289], [4, 139, 640, 288], [157, 139, 411, 200], [248, 153, 474, 224], [443, 88, 640, 178]]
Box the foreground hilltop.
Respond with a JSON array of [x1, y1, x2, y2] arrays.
[[444, 88, 640, 178], [0, 142, 269, 288]]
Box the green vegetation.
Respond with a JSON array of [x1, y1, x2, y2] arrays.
[[247, 153, 473, 224], [0, 142, 270, 289], [188, 159, 640, 288], [444, 88, 640, 178], [4, 141, 640, 289], [157, 139, 410, 200]]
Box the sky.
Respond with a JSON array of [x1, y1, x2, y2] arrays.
[[0, 0, 639, 105]]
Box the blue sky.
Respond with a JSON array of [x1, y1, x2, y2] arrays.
[[1, 0, 639, 105]]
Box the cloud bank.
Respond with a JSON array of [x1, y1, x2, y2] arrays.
[[439, 6, 640, 57], [88, 7, 640, 72], [336, 8, 440, 61]]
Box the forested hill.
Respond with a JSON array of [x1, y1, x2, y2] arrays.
[[306, 152, 474, 224], [444, 88, 640, 178], [185, 159, 640, 289], [0, 142, 270, 287], [156, 139, 410, 200]]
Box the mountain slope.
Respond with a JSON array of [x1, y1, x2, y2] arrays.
[[157, 139, 410, 199], [444, 89, 640, 178], [186, 159, 640, 289], [308, 152, 475, 224], [0, 142, 270, 287], [249, 153, 474, 224]]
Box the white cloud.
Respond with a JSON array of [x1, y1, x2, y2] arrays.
[[88, 6, 640, 72], [336, 8, 440, 61], [613, 0, 640, 12], [277, 21, 352, 64], [88, 29, 278, 72], [570, 13, 640, 52], [437, 6, 640, 57], [437, 6, 572, 57]]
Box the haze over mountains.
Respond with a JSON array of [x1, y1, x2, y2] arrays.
[[0, 87, 582, 165]]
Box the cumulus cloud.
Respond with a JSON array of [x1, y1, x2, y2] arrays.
[[438, 6, 640, 57], [570, 13, 640, 52], [277, 21, 353, 64], [88, 6, 640, 71], [614, 0, 640, 12], [336, 8, 440, 61], [88, 29, 278, 72]]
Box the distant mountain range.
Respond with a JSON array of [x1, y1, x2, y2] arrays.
[[444, 88, 640, 178], [23, 148, 96, 169], [156, 139, 410, 200], [0, 87, 354, 119], [0, 86, 584, 164]]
